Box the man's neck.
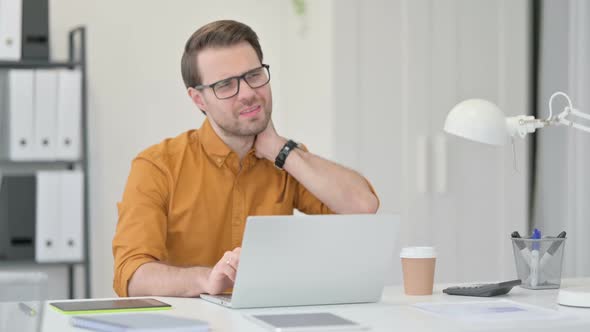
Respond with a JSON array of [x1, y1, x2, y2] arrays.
[[223, 135, 254, 159], [209, 121, 254, 159]]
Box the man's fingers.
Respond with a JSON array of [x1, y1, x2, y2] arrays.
[[216, 250, 238, 272], [206, 265, 235, 295], [210, 260, 236, 281], [221, 251, 233, 265], [221, 249, 241, 270], [230, 247, 241, 269], [219, 262, 237, 282]]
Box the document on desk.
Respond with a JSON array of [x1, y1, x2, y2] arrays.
[[413, 300, 570, 322]]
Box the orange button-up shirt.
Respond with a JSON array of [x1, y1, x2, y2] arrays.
[[112, 118, 335, 296]]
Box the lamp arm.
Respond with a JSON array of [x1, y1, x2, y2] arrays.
[[554, 107, 590, 133], [547, 91, 574, 120], [542, 91, 590, 133]]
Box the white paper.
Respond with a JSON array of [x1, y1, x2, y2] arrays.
[[413, 300, 570, 322]]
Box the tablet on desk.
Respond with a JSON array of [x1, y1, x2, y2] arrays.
[[247, 312, 369, 332], [50, 298, 171, 315]]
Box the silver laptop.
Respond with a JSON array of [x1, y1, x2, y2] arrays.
[[200, 214, 399, 309]]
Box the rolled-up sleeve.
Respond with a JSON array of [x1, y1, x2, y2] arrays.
[[112, 156, 170, 297]]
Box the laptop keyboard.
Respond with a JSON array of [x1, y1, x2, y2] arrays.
[[215, 294, 233, 302]]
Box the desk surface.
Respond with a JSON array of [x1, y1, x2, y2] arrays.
[[42, 279, 590, 332]]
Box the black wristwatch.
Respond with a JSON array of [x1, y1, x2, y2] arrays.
[[274, 139, 298, 170]]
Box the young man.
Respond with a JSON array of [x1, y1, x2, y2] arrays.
[[112, 20, 379, 297]]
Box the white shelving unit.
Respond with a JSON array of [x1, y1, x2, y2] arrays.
[[0, 26, 89, 299]]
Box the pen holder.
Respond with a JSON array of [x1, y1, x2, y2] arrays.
[[511, 237, 566, 289]]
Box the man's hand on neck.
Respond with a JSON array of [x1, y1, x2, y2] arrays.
[[254, 120, 287, 161]]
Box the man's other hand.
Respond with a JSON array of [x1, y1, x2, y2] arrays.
[[204, 247, 241, 295]]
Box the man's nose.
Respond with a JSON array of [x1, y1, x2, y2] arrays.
[[236, 79, 256, 102]]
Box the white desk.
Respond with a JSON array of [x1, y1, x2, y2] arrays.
[[42, 279, 590, 331]]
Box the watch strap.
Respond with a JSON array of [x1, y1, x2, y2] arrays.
[[274, 139, 298, 169]]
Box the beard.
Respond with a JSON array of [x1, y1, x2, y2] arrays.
[[216, 106, 271, 137], [204, 87, 273, 138]]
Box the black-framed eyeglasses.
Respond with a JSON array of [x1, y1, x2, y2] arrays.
[[194, 64, 271, 100]]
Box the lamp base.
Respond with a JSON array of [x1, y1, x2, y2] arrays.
[[558, 287, 590, 308]]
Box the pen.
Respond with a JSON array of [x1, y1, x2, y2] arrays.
[[511, 231, 532, 263], [539, 231, 567, 269], [530, 228, 541, 287], [18, 302, 37, 317]]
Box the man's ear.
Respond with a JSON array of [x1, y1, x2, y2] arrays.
[[188, 87, 207, 112]]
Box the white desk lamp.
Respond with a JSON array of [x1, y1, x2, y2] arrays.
[[444, 91, 590, 308], [445, 92, 590, 146]]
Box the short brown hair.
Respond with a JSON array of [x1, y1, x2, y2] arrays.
[[181, 20, 264, 88]]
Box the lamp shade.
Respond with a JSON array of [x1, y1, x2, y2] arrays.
[[444, 99, 509, 146]]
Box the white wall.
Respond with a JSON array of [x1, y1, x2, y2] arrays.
[[332, 0, 530, 283], [49, 0, 336, 297]]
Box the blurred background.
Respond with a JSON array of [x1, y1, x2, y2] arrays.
[[0, 0, 588, 299]]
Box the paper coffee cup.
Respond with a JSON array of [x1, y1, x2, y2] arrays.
[[400, 247, 437, 295]]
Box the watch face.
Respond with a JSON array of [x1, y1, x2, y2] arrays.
[[274, 140, 297, 169]]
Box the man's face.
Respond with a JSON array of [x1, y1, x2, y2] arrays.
[[191, 42, 272, 137]]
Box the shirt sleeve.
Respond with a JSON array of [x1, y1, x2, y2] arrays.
[[112, 156, 170, 297], [293, 180, 334, 215]]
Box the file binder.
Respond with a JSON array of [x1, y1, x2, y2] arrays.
[[33, 69, 58, 160], [56, 69, 82, 160], [34, 170, 84, 262], [0, 0, 23, 60], [0, 69, 35, 160], [0, 174, 36, 261], [35, 171, 61, 262], [59, 170, 84, 262], [1, 69, 81, 161], [21, 0, 50, 60]]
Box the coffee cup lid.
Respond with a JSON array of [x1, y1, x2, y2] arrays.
[[400, 246, 437, 258]]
